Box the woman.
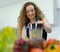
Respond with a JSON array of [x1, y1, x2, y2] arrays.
[[17, 2, 52, 41]]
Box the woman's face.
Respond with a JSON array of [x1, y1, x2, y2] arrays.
[[26, 5, 35, 20]]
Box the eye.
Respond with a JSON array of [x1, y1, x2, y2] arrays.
[[26, 11, 29, 13], [26, 9, 35, 14], [31, 9, 34, 12]]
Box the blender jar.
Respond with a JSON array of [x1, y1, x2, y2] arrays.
[[28, 23, 43, 39]]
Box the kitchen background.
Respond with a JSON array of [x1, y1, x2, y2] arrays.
[[0, 0, 60, 52], [0, 0, 60, 40]]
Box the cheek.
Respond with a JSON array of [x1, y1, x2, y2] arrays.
[[26, 13, 29, 16], [26, 13, 29, 18], [33, 11, 35, 16], [33, 12, 35, 16]]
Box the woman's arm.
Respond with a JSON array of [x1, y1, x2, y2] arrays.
[[21, 26, 29, 41], [42, 17, 52, 33], [36, 17, 52, 33]]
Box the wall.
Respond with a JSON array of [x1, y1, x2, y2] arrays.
[[0, 2, 23, 29], [0, 0, 54, 29], [47, 0, 60, 40]]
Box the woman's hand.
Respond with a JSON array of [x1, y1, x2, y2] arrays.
[[36, 20, 43, 24], [42, 17, 52, 33], [35, 19, 52, 33]]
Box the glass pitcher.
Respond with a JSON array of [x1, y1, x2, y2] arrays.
[[28, 23, 43, 39]]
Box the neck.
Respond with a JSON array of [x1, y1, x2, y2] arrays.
[[30, 18, 36, 23]]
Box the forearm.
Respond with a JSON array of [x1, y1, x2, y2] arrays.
[[22, 34, 28, 41], [43, 23, 52, 33], [42, 18, 52, 33], [22, 26, 29, 41]]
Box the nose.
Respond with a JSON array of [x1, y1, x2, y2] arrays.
[[29, 11, 32, 15]]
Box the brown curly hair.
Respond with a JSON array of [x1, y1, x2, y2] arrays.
[[17, 2, 45, 35]]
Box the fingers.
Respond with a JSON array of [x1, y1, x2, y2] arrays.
[[36, 20, 43, 24]]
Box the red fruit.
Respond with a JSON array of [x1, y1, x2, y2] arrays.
[[46, 38, 59, 47], [15, 38, 25, 45], [30, 48, 44, 52], [13, 38, 31, 52]]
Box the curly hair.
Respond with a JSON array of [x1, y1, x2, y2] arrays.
[[17, 2, 45, 35]]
